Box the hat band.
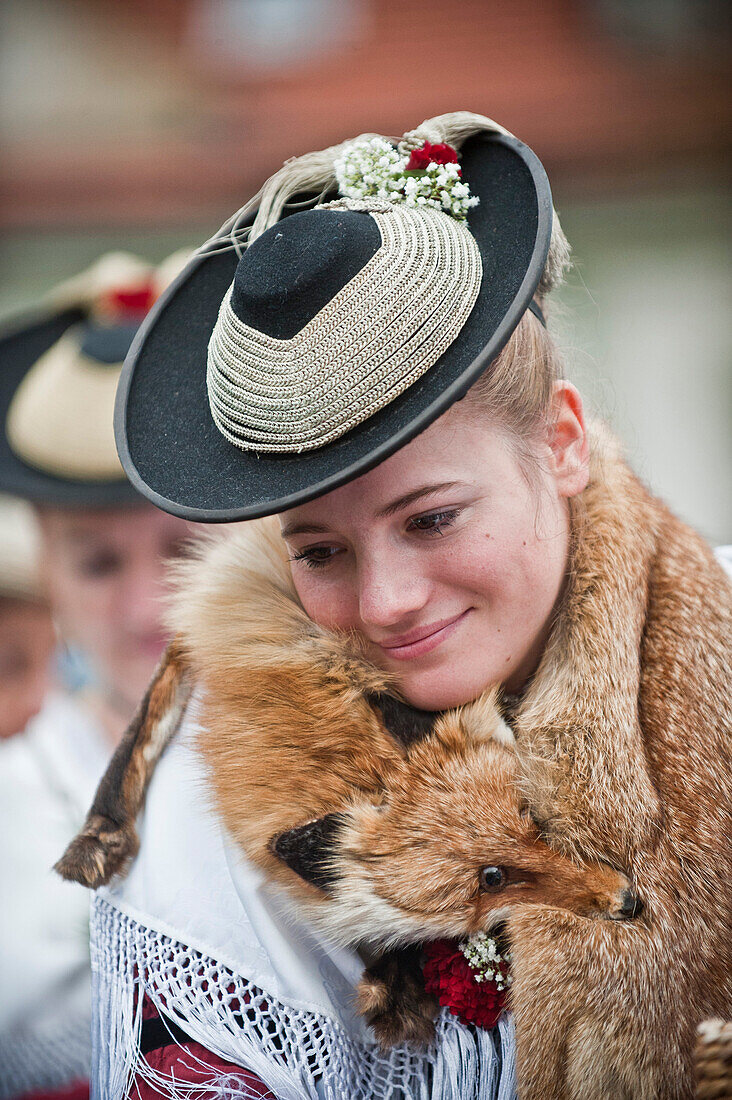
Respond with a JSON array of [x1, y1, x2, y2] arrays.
[[206, 204, 482, 453]]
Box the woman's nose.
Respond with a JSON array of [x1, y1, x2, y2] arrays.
[[357, 555, 432, 628]]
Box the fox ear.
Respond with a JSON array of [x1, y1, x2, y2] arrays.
[[271, 812, 349, 893], [366, 692, 439, 748]]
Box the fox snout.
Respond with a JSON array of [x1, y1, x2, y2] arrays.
[[565, 865, 645, 922], [610, 887, 644, 921]]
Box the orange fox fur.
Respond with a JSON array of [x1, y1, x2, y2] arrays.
[[501, 430, 732, 1100], [58, 425, 731, 1099]]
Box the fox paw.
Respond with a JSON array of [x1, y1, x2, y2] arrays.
[[54, 814, 139, 888], [357, 948, 438, 1049]]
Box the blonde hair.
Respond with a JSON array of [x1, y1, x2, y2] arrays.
[[468, 309, 563, 447]]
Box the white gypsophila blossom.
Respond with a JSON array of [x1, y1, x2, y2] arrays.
[[459, 932, 513, 991], [333, 138, 479, 221]]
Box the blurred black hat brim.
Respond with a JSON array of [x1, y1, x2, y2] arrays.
[[0, 310, 141, 507], [117, 133, 553, 522]]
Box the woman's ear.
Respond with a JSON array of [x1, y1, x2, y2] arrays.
[[545, 381, 590, 499]]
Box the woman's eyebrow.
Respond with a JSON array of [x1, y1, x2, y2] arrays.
[[280, 521, 331, 539], [376, 481, 463, 518]]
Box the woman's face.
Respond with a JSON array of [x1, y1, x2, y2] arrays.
[[0, 597, 55, 739], [36, 503, 195, 709], [281, 385, 589, 710]]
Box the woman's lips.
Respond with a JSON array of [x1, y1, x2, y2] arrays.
[[375, 610, 471, 662]]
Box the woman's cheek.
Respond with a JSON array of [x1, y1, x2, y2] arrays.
[[291, 569, 356, 633]]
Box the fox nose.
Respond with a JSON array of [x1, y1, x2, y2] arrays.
[[617, 890, 644, 919]]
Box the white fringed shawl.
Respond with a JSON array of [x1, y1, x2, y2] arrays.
[[91, 704, 517, 1099]]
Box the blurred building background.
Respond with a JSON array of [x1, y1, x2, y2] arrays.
[[1, 0, 729, 541]]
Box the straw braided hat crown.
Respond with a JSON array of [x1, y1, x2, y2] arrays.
[[117, 111, 569, 521]]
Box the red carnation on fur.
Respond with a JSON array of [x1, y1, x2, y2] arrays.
[[406, 142, 460, 172], [422, 939, 508, 1030]]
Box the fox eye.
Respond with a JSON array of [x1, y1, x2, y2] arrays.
[[479, 865, 506, 891]]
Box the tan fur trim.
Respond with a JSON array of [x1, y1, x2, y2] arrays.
[[507, 425, 732, 1099], [514, 424, 664, 865], [56, 640, 191, 887]]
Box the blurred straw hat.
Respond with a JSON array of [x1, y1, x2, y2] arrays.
[[0, 251, 191, 506], [117, 111, 569, 522], [0, 493, 43, 600]]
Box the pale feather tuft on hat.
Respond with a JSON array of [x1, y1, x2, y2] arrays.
[[205, 111, 570, 294]]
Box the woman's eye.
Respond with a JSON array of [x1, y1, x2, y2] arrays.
[[407, 509, 460, 537], [76, 553, 123, 579], [290, 546, 340, 570]]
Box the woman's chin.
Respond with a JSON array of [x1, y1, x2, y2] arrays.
[[396, 669, 497, 712]]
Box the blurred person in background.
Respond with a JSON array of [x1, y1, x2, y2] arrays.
[[0, 495, 54, 740], [0, 254, 195, 1100]]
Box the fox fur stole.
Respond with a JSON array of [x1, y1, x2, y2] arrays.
[[59, 425, 731, 1100]]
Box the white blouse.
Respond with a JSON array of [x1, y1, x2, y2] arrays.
[[0, 692, 111, 1098]]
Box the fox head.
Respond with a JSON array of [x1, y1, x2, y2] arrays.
[[272, 712, 642, 950]]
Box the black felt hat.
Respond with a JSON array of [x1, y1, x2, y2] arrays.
[[0, 253, 169, 507], [118, 116, 566, 522]]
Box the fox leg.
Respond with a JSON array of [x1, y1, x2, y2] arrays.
[[357, 947, 438, 1049], [55, 639, 191, 888]]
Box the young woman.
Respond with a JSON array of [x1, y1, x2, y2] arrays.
[[64, 115, 730, 1099], [0, 256, 195, 1100]]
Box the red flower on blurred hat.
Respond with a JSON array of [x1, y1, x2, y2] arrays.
[[104, 282, 157, 320], [422, 939, 508, 1030], [406, 142, 461, 172]]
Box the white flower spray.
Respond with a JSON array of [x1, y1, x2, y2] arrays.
[[460, 932, 513, 990], [333, 137, 479, 221]]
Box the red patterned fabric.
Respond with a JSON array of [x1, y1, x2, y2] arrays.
[[128, 995, 276, 1099]]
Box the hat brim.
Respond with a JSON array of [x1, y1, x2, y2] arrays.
[[0, 310, 141, 506], [117, 133, 553, 522]]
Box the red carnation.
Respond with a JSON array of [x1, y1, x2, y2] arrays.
[[406, 142, 461, 172], [422, 939, 508, 1030]]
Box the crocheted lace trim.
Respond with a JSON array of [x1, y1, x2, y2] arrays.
[[90, 895, 517, 1099]]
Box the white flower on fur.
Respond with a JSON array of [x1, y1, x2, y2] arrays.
[[460, 932, 513, 990]]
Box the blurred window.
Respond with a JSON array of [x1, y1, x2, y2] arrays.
[[189, 0, 365, 72]]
